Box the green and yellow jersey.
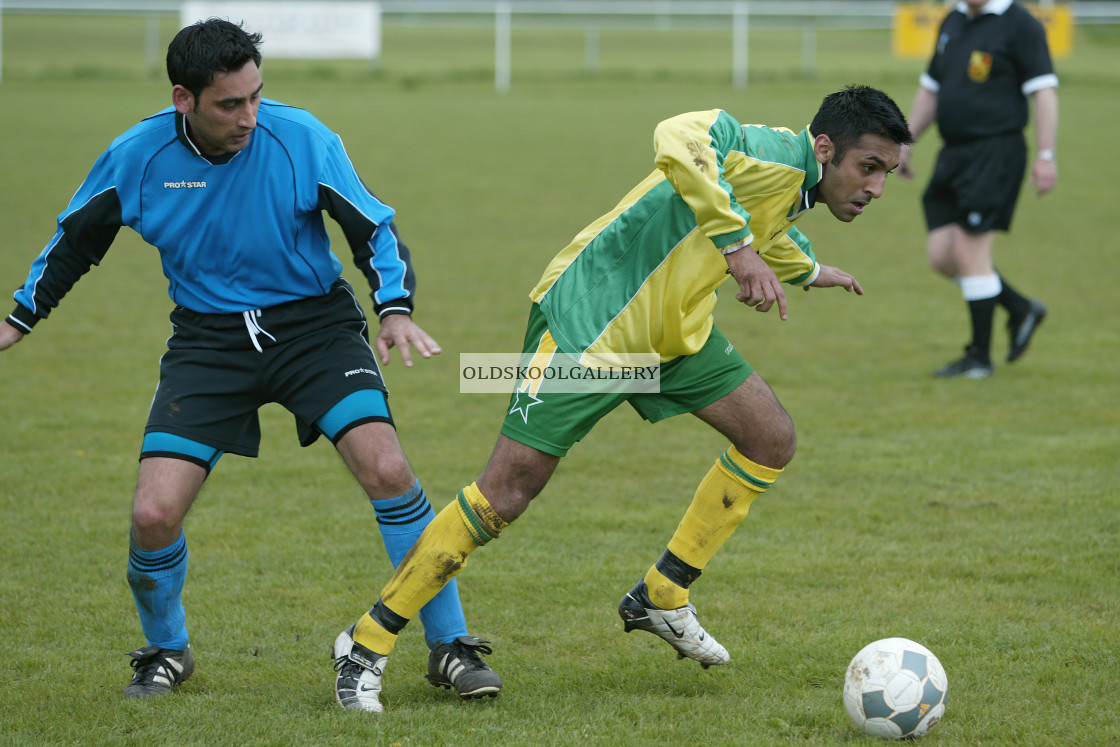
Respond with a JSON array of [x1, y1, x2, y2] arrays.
[[530, 109, 821, 364]]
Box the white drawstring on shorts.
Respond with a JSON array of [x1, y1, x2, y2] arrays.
[[242, 309, 276, 353]]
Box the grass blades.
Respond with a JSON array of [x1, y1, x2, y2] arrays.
[[0, 15, 1117, 747]]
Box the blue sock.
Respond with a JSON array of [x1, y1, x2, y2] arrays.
[[127, 529, 189, 650], [372, 480, 469, 648]]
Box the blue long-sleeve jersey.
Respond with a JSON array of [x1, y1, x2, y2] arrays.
[[7, 99, 415, 333]]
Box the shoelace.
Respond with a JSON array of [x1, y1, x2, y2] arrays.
[[454, 640, 494, 669], [242, 309, 276, 353], [128, 649, 180, 683]]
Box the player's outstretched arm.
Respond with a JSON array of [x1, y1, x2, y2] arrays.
[[375, 313, 442, 367], [0, 320, 26, 351], [804, 265, 864, 295]]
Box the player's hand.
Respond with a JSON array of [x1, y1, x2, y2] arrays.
[[375, 313, 441, 367], [897, 143, 915, 182], [0, 320, 25, 351], [725, 243, 788, 321], [804, 265, 864, 295], [1030, 157, 1057, 196]]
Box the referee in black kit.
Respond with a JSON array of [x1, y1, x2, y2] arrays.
[[899, 0, 1057, 379]]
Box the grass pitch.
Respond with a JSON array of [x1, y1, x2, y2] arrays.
[[0, 15, 1117, 747]]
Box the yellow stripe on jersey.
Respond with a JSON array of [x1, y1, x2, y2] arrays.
[[515, 329, 559, 398], [530, 170, 666, 302], [586, 226, 725, 364]]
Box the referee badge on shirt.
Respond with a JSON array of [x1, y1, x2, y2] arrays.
[[968, 51, 992, 83]]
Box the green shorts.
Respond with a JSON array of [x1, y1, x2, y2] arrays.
[[500, 303, 753, 456]]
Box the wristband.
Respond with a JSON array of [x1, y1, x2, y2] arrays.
[[1037, 149, 1056, 162]]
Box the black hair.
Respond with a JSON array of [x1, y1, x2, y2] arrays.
[[166, 18, 263, 103], [809, 85, 913, 163]]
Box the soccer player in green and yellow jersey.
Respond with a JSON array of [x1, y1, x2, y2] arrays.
[[328, 86, 913, 712]]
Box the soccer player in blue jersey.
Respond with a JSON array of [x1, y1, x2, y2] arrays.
[[0, 19, 498, 708]]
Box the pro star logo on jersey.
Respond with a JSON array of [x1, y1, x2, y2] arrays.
[[968, 51, 992, 83], [163, 180, 207, 189], [508, 387, 543, 424], [344, 367, 381, 379]]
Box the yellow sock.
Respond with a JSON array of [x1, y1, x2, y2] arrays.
[[644, 565, 689, 609], [379, 482, 507, 622], [645, 447, 782, 609], [353, 610, 399, 655]]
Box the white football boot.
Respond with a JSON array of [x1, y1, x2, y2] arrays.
[[332, 624, 388, 712], [618, 581, 730, 668]]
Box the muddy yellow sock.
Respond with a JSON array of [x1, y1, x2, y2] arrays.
[[352, 606, 400, 656], [644, 564, 692, 610], [379, 482, 506, 621], [645, 447, 782, 609], [354, 483, 507, 654]]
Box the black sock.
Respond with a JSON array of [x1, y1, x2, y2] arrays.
[[967, 297, 997, 363], [996, 273, 1031, 317]]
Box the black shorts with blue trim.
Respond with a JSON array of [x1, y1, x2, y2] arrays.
[[143, 279, 392, 461]]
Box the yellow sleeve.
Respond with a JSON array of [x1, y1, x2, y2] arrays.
[[653, 110, 753, 251], [762, 225, 820, 286]]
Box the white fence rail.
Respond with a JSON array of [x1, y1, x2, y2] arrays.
[[2, 1, 1119, 89]]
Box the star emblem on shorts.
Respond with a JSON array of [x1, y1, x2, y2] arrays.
[[509, 387, 543, 424]]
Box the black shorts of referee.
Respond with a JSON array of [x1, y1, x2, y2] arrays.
[[922, 131, 1027, 234]]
